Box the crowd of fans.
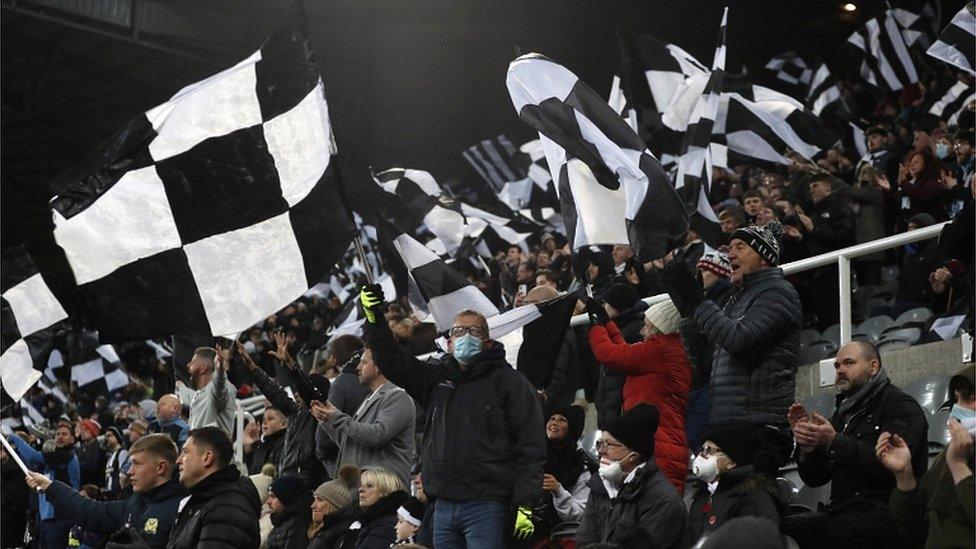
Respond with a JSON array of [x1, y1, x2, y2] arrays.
[[2, 43, 975, 549]]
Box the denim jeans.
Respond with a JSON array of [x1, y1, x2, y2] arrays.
[[433, 499, 509, 549]]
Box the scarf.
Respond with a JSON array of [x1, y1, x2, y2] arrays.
[[837, 367, 889, 420]]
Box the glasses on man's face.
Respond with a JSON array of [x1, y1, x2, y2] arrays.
[[595, 440, 625, 451], [448, 325, 488, 339], [700, 445, 722, 458]]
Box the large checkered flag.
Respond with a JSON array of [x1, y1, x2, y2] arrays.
[[807, 63, 844, 117], [764, 52, 813, 97], [929, 80, 975, 125], [506, 54, 688, 261], [927, 3, 976, 76], [48, 4, 355, 340], [847, 9, 919, 91], [1, 247, 69, 404], [675, 7, 728, 247], [69, 341, 129, 396], [372, 168, 468, 255]]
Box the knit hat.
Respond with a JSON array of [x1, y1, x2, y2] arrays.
[[604, 403, 660, 457], [138, 399, 157, 419], [269, 474, 308, 507], [105, 426, 123, 445], [57, 416, 73, 431], [546, 405, 586, 444], [397, 497, 425, 527], [604, 283, 640, 312], [696, 251, 732, 279], [644, 300, 681, 335], [129, 419, 149, 435], [731, 222, 783, 266], [702, 422, 760, 467], [314, 464, 359, 509], [80, 419, 101, 439]]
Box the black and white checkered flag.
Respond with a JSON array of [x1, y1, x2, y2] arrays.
[[48, 4, 355, 340], [497, 140, 560, 212], [506, 53, 688, 260], [1, 247, 69, 404], [70, 341, 129, 396], [807, 63, 844, 117], [929, 80, 975, 124], [927, 3, 976, 76], [676, 7, 728, 247], [764, 52, 813, 93], [462, 134, 525, 192], [847, 9, 919, 91], [373, 167, 469, 255]]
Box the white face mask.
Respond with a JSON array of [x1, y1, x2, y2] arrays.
[[692, 454, 719, 483], [598, 453, 634, 484]]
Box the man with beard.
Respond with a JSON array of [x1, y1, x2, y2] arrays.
[[8, 420, 80, 548], [783, 341, 928, 548], [176, 347, 237, 436]]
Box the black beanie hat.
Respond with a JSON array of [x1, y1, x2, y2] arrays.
[[270, 474, 308, 507], [702, 423, 759, 467], [605, 283, 640, 312], [605, 403, 660, 457], [731, 221, 783, 266], [547, 404, 586, 444]]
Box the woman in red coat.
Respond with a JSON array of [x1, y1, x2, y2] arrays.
[[587, 298, 692, 494]]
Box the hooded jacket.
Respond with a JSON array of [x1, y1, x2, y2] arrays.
[[166, 465, 261, 549], [265, 490, 313, 549], [363, 320, 546, 507], [46, 476, 187, 548]]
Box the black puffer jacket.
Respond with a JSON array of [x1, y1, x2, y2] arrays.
[[687, 466, 783, 543], [339, 491, 409, 549], [595, 301, 649, 428], [364, 320, 546, 507], [692, 267, 802, 425], [249, 428, 286, 475], [266, 491, 313, 549], [165, 466, 261, 549], [308, 506, 358, 549]]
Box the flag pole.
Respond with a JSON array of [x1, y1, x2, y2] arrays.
[[353, 235, 374, 285], [333, 158, 374, 285]]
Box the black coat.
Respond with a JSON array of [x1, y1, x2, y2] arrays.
[[687, 467, 783, 543], [679, 279, 732, 391], [266, 491, 313, 549], [77, 440, 107, 487], [249, 428, 286, 475], [166, 466, 261, 549], [595, 301, 648, 428], [692, 268, 802, 426], [308, 506, 358, 549], [804, 193, 856, 256], [364, 320, 546, 507], [339, 491, 409, 549], [796, 378, 928, 507]]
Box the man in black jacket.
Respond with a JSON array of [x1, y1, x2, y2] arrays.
[[168, 426, 261, 548], [359, 285, 545, 549], [26, 434, 187, 548], [666, 222, 802, 475], [783, 341, 928, 548]]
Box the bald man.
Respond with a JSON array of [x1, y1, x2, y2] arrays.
[[150, 394, 190, 447]]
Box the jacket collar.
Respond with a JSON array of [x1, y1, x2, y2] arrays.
[[189, 465, 242, 499], [739, 267, 784, 288], [451, 343, 507, 380]]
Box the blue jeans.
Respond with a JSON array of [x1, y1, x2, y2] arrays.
[[433, 500, 508, 549]]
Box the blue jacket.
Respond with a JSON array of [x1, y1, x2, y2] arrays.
[[9, 435, 79, 521], [151, 417, 189, 447], [46, 477, 187, 548]]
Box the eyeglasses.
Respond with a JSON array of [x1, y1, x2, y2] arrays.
[[699, 446, 723, 458], [595, 440, 625, 451], [448, 325, 488, 339]]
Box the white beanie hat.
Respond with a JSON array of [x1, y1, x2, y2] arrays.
[[644, 300, 681, 335]]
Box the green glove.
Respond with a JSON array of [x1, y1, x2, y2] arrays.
[[513, 506, 534, 540], [359, 284, 385, 324]]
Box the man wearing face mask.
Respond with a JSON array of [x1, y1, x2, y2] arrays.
[[783, 341, 928, 548], [358, 285, 545, 549], [688, 423, 784, 544], [877, 364, 974, 547], [576, 403, 687, 549]]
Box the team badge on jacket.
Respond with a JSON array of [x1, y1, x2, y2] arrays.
[[144, 518, 159, 534]]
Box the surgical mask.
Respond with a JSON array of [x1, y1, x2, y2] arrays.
[[692, 454, 719, 483], [452, 334, 483, 364], [598, 453, 633, 484], [936, 143, 950, 159], [950, 404, 976, 435]]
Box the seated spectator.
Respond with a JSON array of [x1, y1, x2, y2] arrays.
[[102, 426, 128, 499], [697, 516, 790, 549], [309, 464, 360, 549], [688, 423, 784, 544], [612, 244, 634, 274], [590, 283, 649, 428], [576, 404, 687, 548], [393, 497, 425, 546], [877, 365, 975, 548], [150, 394, 189, 447], [341, 467, 409, 549], [408, 467, 433, 548], [587, 298, 691, 493], [26, 434, 186, 548], [250, 467, 275, 546], [898, 148, 948, 223], [265, 474, 313, 549], [783, 341, 928, 548]]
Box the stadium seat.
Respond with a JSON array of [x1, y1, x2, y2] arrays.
[[801, 390, 837, 420], [866, 293, 895, 316], [878, 327, 922, 345], [894, 307, 933, 326], [790, 482, 831, 514], [777, 477, 798, 505], [799, 341, 837, 364], [821, 324, 840, 346], [799, 328, 821, 345], [579, 429, 599, 461], [853, 285, 880, 318], [854, 315, 895, 342], [881, 264, 899, 282], [876, 338, 912, 352], [903, 375, 951, 416], [927, 408, 952, 452]]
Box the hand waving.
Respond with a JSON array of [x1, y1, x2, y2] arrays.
[[268, 331, 295, 368]]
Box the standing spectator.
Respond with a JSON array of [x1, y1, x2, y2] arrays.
[[591, 283, 649, 428], [718, 209, 744, 243], [784, 341, 928, 547], [742, 189, 765, 225], [850, 164, 888, 285], [524, 286, 581, 410], [877, 365, 974, 548], [8, 421, 80, 549], [176, 347, 237, 436], [340, 468, 409, 549], [102, 426, 128, 499], [898, 149, 948, 222], [312, 346, 416, 489], [25, 434, 186, 548], [168, 427, 261, 548], [665, 222, 802, 474], [359, 285, 546, 549], [317, 336, 369, 477], [586, 298, 692, 493], [308, 465, 360, 549], [249, 406, 287, 476], [76, 419, 107, 488], [1, 443, 30, 548], [894, 213, 945, 315], [150, 394, 189, 448], [575, 404, 687, 549], [265, 474, 313, 549], [679, 251, 733, 451], [945, 130, 974, 219]]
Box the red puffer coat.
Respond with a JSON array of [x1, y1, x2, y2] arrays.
[[589, 322, 692, 494]]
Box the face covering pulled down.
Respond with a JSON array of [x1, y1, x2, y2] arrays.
[[452, 334, 483, 364]]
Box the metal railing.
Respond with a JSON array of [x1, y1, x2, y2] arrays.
[[569, 222, 950, 344]]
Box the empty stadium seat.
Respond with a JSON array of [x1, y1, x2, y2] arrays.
[[894, 307, 934, 326], [799, 340, 837, 364], [800, 328, 821, 345], [777, 477, 798, 505], [800, 390, 837, 419], [877, 338, 912, 352], [821, 324, 840, 346], [903, 375, 951, 416], [579, 429, 599, 461], [855, 315, 895, 341], [878, 327, 922, 345], [790, 482, 831, 514]]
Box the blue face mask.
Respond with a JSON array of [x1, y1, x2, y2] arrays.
[[950, 404, 976, 435], [452, 334, 483, 364], [936, 143, 950, 159]]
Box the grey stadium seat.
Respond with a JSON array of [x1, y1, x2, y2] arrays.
[[799, 341, 837, 364], [821, 324, 841, 346], [801, 390, 837, 420], [903, 375, 951, 416], [854, 315, 895, 342], [877, 338, 912, 352], [927, 408, 952, 452], [878, 327, 922, 345], [894, 307, 934, 326], [800, 328, 822, 345], [579, 429, 599, 461]]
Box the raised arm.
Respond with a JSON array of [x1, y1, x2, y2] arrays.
[[8, 434, 45, 470], [45, 480, 127, 534], [588, 323, 663, 375], [207, 345, 232, 414]]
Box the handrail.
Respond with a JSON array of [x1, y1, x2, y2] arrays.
[[569, 222, 950, 338]]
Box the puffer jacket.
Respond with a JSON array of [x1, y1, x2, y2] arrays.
[[265, 490, 313, 549], [691, 267, 802, 426], [679, 279, 733, 391], [339, 491, 409, 549], [687, 466, 783, 543], [308, 505, 358, 549], [588, 324, 691, 494], [166, 465, 261, 549], [594, 301, 649, 428], [364, 320, 546, 507]]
